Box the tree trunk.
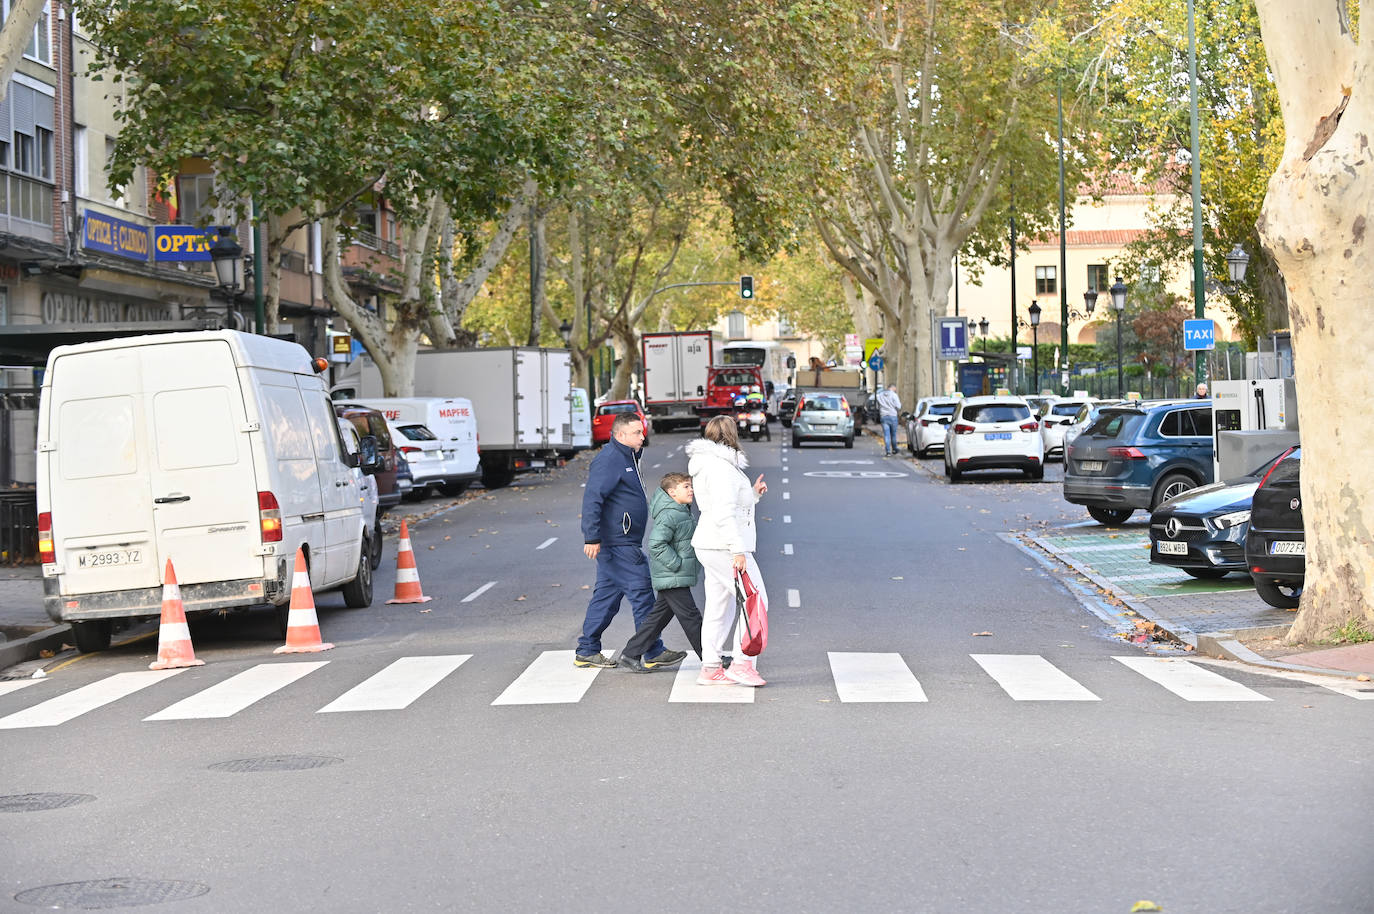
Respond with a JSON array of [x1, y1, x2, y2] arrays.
[[1253, 0, 1372, 640], [436, 179, 534, 347], [264, 212, 284, 335], [526, 197, 547, 347], [0, 0, 47, 104]]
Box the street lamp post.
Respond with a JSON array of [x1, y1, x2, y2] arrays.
[[558, 319, 573, 347], [209, 228, 246, 328], [1028, 302, 1042, 394], [978, 317, 990, 393], [1110, 277, 1128, 397]]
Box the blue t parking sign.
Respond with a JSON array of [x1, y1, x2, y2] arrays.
[[935, 317, 969, 360], [1183, 319, 1216, 351]]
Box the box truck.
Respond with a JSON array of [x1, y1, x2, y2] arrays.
[[640, 331, 714, 432], [335, 348, 573, 489]]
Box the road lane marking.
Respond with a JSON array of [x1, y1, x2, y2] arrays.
[[536, 537, 558, 550], [803, 471, 906, 478], [1191, 659, 1374, 700], [819, 460, 874, 464], [0, 680, 43, 699], [1114, 657, 1271, 702], [787, 589, 800, 607], [319, 656, 471, 713], [782, 477, 789, 483], [652, 464, 661, 468], [828, 652, 928, 702], [145, 662, 327, 720], [783, 515, 791, 523], [0, 670, 185, 729], [783, 544, 793, 555], [971, 654, 1101, 701], [783, 492, 790, 500], [492, 650, 613, 705], [462, 581, 497, 602], [669, 659, 754, 703]]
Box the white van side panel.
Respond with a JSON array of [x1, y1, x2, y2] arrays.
[[515, 351, 542, 447]]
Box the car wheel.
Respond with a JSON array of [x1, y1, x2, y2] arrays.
[[1027, 465, 1044, 480], [1152, 472, 1198, 509], [1087, 506, 1134, 526], [1183, 567, 1230, 580], [341, 539, 374, 609], [439, 481, 468, 497], [71, 619, 112, 654], [844, 436, 854, 449], [1254, 577, 1302, 608]]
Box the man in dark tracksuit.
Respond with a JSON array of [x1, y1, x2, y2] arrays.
[[576, 412, 688, 669]]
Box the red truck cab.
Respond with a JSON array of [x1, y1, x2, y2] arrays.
[[698, 365, 765, 425]]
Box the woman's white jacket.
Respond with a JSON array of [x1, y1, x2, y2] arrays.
[[687, 438, 760, 554]]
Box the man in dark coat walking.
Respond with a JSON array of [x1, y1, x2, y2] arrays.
[[575, 412, 687, 669]]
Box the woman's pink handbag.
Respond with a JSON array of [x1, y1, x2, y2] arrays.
[[734, 569, 768, 656]]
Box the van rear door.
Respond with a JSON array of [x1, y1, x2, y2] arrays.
[[431, 399, 479, 475]]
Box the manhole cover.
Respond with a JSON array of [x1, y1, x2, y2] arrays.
[[207, 755, 342, 773], [15, 877, 209, 908], [0, 793, 96, 813]]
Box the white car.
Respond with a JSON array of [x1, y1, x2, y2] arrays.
[[390, 421, 449, 499], [338, 418, 383, 570], [1040, 397, 1098, 459], [1062, 399, 1123, 454], [943, 395, 1046, 481], [906, 396, 959, 457]]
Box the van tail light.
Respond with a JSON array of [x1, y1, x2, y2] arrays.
[[953, 423, 975, 435], [1257, 446, 1296, 489], [1020, 421, 1040, 432], [38, 512, 55, 563], [258, 491, 283, 543], [1107, 446, 1146, 459]]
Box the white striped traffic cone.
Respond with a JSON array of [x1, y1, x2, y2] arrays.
[[149, 559, 205, 670], [385, 520, 432, 604], [274, 548, 334, 653]]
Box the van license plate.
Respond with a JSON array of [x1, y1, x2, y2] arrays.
[[77, 549, 143, 568], [1270, 541, 1305, 556], [529, 460, 545, 468], [1157, 540, 1188, 556], [984, 432, 1012, 441], [1080, 460, 1105, 472]]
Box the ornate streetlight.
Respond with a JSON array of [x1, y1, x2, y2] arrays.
[[1111, 276, 1128, 397], [1028, 301, 1042, 394], [558, 318, 573, 347]]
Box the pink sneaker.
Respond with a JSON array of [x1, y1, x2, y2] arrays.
[[723, 659, 766, 687], [696, 664, 731, 685]]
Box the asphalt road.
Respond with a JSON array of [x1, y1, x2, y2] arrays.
[[2, 426, 1370, 913]]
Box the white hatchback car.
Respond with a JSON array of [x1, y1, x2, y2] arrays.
[[943, 395, 1046, 481], [1040, 397, 1097, 459], [390, 421, 449, 499], [906, 396, 960, 457]]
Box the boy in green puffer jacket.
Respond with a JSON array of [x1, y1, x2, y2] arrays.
[[618, 473, 705, 673]]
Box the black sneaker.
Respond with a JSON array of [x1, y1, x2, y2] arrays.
[[643, 648, 687, 669], [618, 655, 651, 673], [573, 652, 617, 669]]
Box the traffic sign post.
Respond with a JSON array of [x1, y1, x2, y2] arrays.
[[1183, 319, 1215, 351], [932, 316, 970, 399]]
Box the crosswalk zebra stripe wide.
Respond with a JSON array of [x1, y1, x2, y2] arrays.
[[0, 670, 186, 729], [1113, 656, 1271, 702], [971, 654, 1102, 701], [491, 650, 611, 705], [145, 662, 328, 721], [318, 655, 471, 713], [668, 659, 755, 703], [829, 652, 928, 702]]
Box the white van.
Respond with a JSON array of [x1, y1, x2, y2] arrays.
[[335, 397, 480, 495], [37, 330, 378, 652], [568, 387, 592, 453]]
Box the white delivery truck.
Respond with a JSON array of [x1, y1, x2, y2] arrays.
[[334, 397, 481, 495], [37, 330, 378, 653], [640, 330, 714, 432], [335, 347, 573, 489]]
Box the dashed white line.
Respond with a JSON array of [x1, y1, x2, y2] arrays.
[[461, 581, 497, 603], [782, 477, 789, 483], [783, 544, 793, 555], [536, 537, 557, 550], [787, 589, 800, 607], [782, 492, 790, 500], [783, 515, 792, 523]]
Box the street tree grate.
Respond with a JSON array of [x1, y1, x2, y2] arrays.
[[207, 755, 342, 773], [15, 878, 209, 908], [0, 793, 96, 813]]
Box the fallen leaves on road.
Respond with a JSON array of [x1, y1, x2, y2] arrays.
[[1358, 674, 1372, 682], [581, 584, 590, 590], [443, 536, 451, 541], [972, 631, 993, 637], [891, 576, 904, 581], [419, 609, 431, 613], [1130, 903, 1162, 913], [516, 595, 527, 601]]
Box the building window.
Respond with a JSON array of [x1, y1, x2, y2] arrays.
[[35, 126, 52, 180], [1141, 262, 1161, 283], [3, 1, 52, 64], [777, 314, 795, 337], [73, 126, 88, 197], [1087, 263, 1108, 292], [1035, 265, 1057, 295], [176, 173, 215, 224], [727, 310, 747, 339]]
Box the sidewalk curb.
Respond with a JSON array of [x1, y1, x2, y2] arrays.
[[1194, 631, 1370, 681], [0, 625, 70, 674]]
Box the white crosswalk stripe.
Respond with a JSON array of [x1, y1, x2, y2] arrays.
[[491, 650, 612, 705], [318, 655, 470, 713], [669, 659, 754, 703], [971, 654, 1101, 701], [0, 670, 186, 729], [829, 652, 927, 702], [1114, 656, 1271, 701], [146, 662, 327, 720], [0, 680, 43, 699]]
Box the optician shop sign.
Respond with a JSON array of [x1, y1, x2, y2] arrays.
[[42, 292, 174, 324], [83, 211, 227, 263]]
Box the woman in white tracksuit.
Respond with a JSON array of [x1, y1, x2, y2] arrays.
[[686, 415, 770, 687]]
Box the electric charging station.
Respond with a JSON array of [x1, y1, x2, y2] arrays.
[[1211, 378, 1299, 479]]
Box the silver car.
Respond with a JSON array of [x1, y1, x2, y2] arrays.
[[791, 394, 855, 448]]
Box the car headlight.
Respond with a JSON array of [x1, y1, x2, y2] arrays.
[[1210, 510, 1251, 530]]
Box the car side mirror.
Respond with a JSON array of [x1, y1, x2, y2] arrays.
[[786, 356, 796, 369], [358, 435, 381, 473]]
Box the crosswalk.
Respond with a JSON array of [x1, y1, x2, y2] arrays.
[[0, 652, 1366, 731]]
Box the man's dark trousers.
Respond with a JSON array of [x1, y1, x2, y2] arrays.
[[578, 545, 664, 657], [625, 587, 703, 660]]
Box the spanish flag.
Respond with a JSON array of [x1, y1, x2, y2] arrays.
[[153, 175, 178, 223]]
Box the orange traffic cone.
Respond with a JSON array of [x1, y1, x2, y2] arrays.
[[149, 559, 205, 670], [386, 520, 432, 604], [274, 548, 334, 654]]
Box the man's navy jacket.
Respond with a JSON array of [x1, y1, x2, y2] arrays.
[[581, 437, 648, 547]]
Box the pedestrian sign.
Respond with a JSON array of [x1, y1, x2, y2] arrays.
[[934, 317, 969, 361], [1184, 319, 1216, 351]]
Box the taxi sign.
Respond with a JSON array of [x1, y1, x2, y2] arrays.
[[1184, 319, 1216, 350]]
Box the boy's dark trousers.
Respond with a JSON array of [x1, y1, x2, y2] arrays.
[[624, 587, 703, 660]]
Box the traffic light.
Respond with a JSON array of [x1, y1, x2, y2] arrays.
[[740, 275, 754, 299]]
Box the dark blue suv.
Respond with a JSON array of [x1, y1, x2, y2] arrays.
[[1063, 400, 1215, 526]]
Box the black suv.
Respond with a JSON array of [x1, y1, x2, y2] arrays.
[[1245, 446, 1304, 608]]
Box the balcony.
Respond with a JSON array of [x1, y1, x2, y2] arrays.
[[0, 173, 54, 240], [353, 229, 400, 258]]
